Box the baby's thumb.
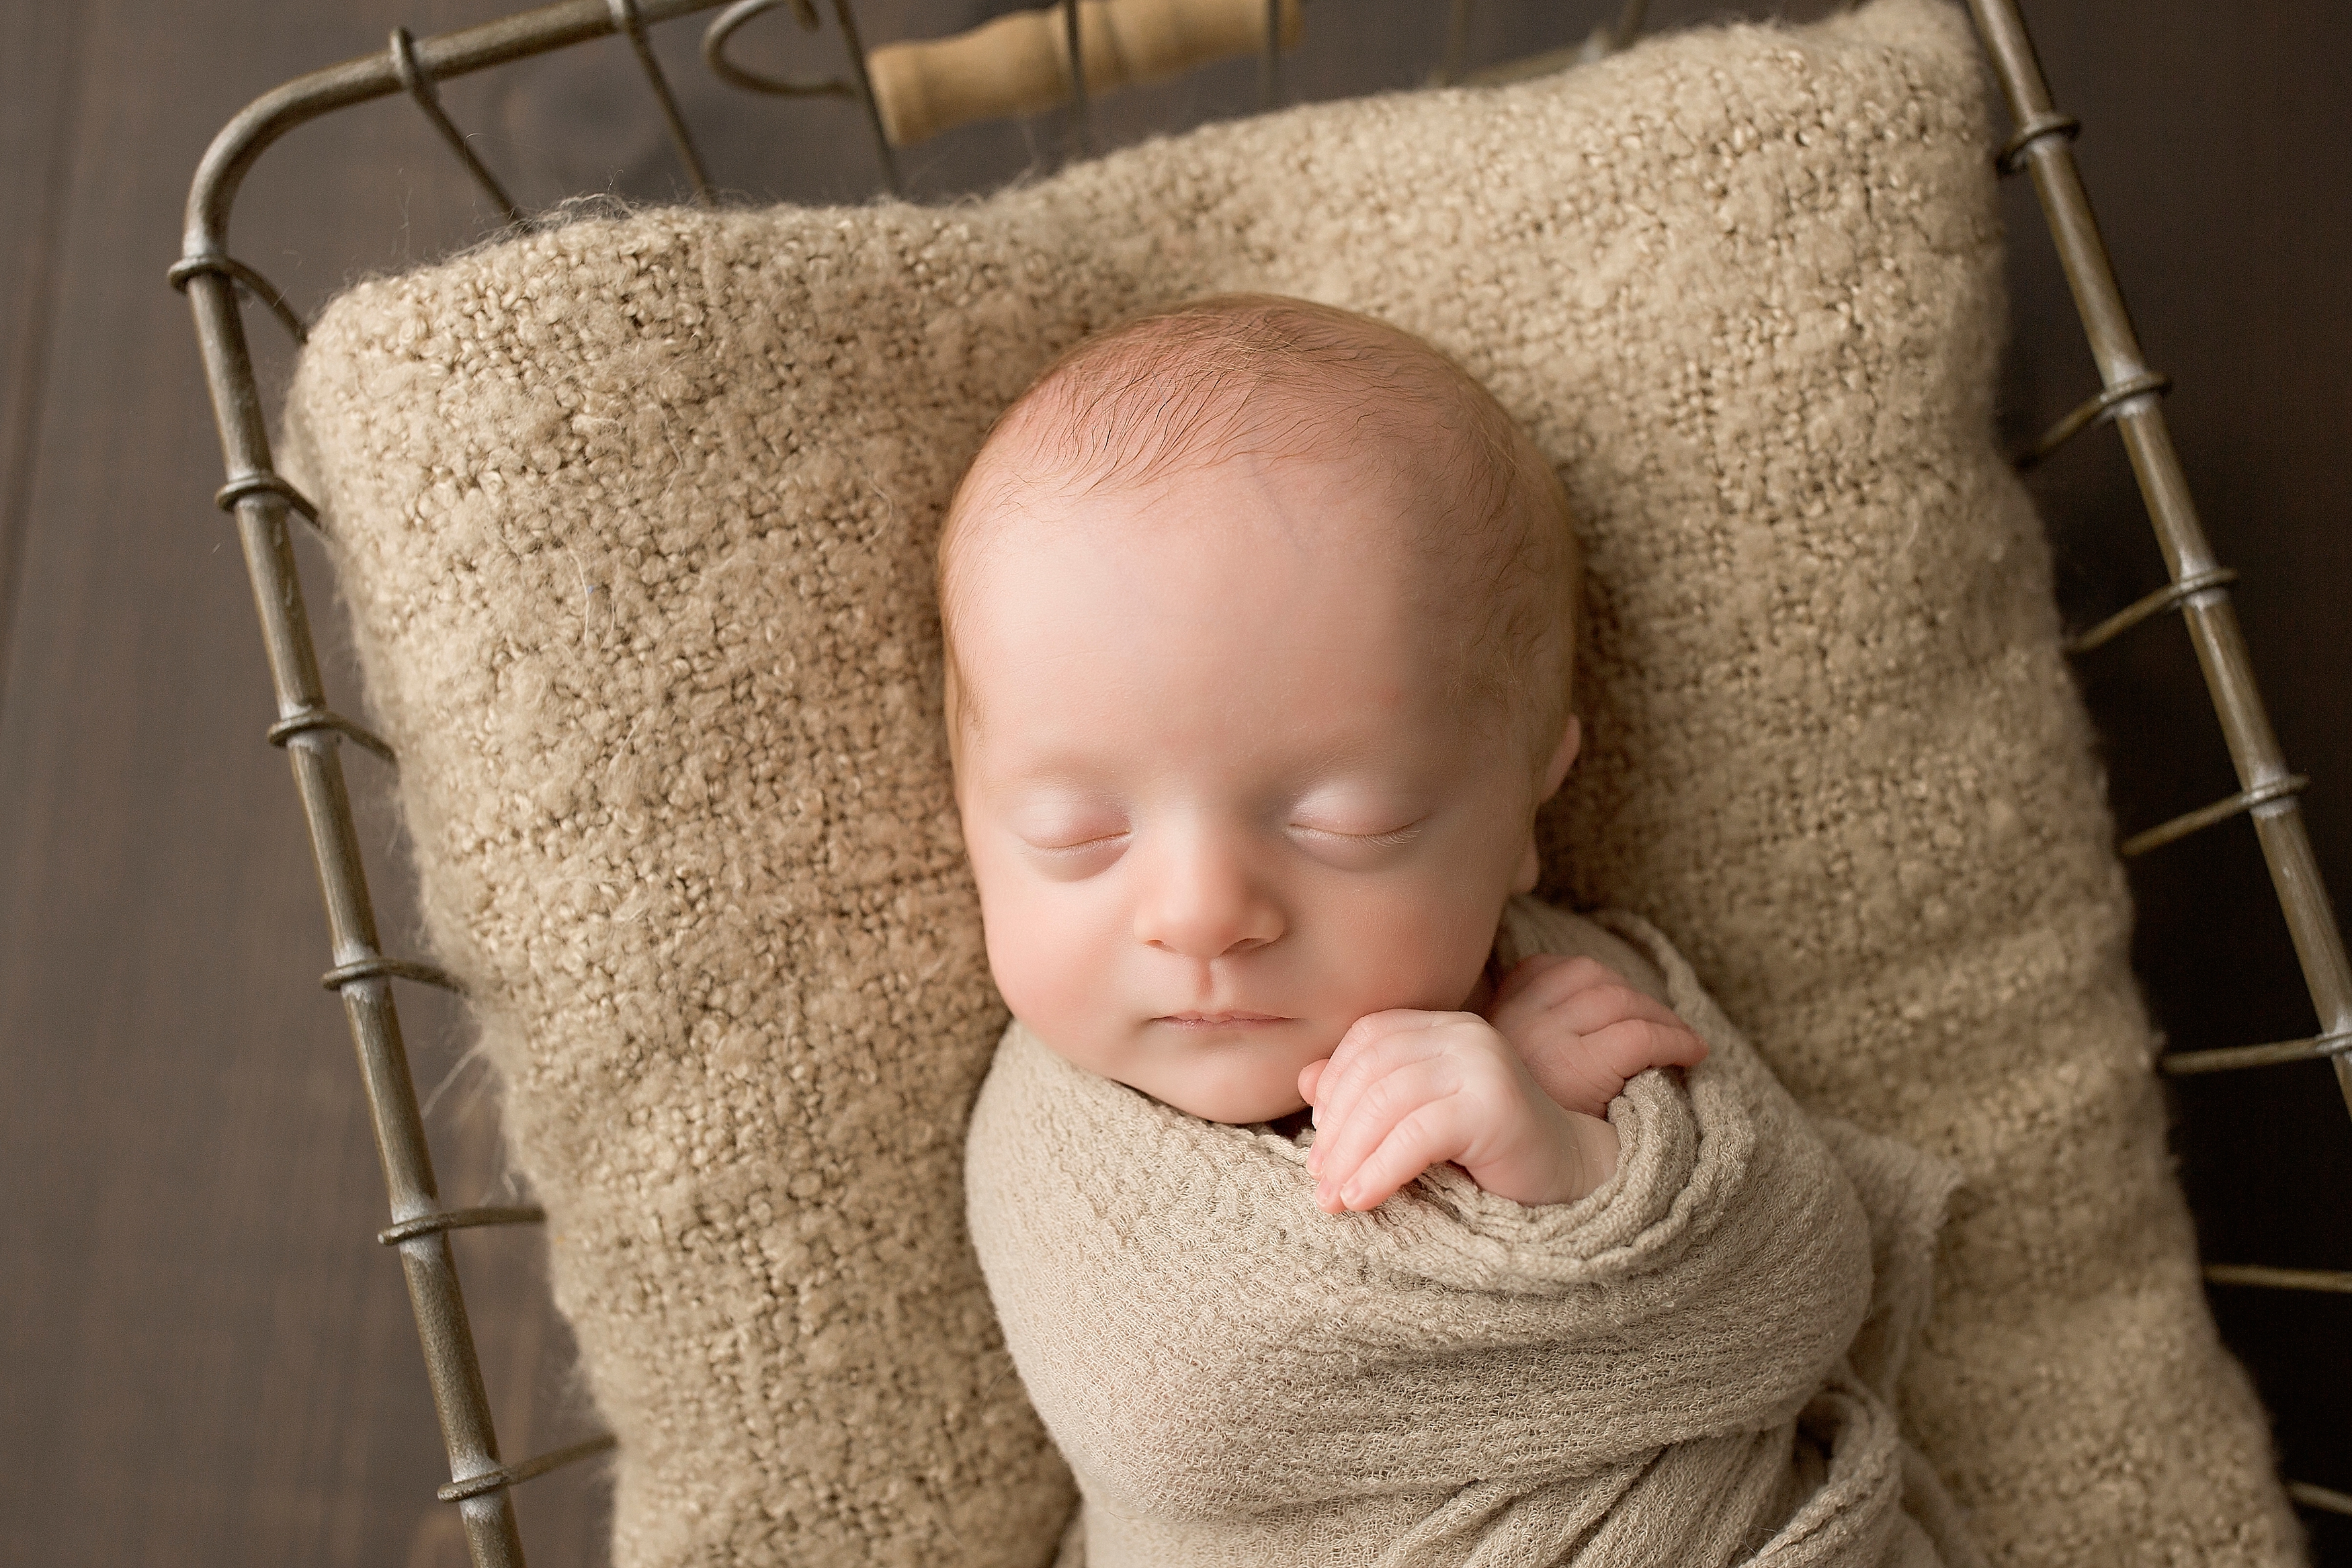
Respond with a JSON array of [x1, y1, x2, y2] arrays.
[[1298, 1058, 1329, 1106], [1488, 952, 1570, 1014]]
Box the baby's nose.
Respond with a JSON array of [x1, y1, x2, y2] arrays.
[[1135, 842, 1284, 960]]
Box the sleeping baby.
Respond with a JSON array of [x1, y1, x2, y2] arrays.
[[943, 294, 1980, 1567]]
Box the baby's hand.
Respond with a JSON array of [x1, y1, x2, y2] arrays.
[[1483, 955, 1709, 1120], [1298, 1012, 1620, 1213]]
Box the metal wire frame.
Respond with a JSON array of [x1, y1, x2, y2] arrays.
[[1054, 0, 1290, 163], [1966, 1, 2352, 1093], [704, 0, 899, 191], [169, 1, 2352, 1561], [1966, 0, 2352, 1517], [171, 7, 794, 1563]]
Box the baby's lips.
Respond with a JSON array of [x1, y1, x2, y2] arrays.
[[1154, 1009, 1292, 1025]]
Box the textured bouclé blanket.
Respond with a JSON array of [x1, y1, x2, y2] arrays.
[[967, 900, 1982, 1567]]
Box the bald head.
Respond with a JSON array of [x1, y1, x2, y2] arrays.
[[937, 294, 1580, 776]]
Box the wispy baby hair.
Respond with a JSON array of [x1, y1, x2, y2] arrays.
[[937, 293, 1581, 773]]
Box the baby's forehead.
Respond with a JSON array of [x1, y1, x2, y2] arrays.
[[943, 453, 1492, 751], [946, 443, 1448, 633], [993, 352, 1443, 485], [946, 372, 1467, 596], [940, 372, 1505, 681]]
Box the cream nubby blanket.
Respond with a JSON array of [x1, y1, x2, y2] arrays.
[[969, 900, 1979, 1568]]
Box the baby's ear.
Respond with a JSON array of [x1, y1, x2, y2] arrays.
[[1511, 834, 1542, 895], [1540, 714, 1583, 801]]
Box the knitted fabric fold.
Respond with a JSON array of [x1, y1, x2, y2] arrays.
[[967, 900, 1980, 1568]]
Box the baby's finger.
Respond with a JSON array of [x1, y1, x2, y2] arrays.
[[1310, 1025, 1439, 1178], [1333, 1094, 1476, 1213], [1552, 983, 1688, 1039], [1487, 953, 1573, 1013], [1298, 1059, 1328, 1108], [1578, 1016, 1710, 1080], [1312, 1056, 1463, 1209], [1488, 956, 1621, 1038], [1312, 1012, 1452, 1145]]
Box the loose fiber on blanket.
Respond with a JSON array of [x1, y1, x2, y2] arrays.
[[968, 898, 1979, 1568], [280, 1, 2300, 1564]]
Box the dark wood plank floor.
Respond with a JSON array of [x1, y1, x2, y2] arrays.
[[1, 3, 2345, 1565]]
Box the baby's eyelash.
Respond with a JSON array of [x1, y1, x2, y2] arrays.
[[1030, 830, 1129, 855], [1291, 821, 1425, 847]]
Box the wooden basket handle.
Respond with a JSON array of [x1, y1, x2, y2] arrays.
[[868, 0, 1304, 147]]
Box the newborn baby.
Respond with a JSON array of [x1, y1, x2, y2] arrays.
[[939, 292, 1704, 1211], [948, 295, 1974, 1568]]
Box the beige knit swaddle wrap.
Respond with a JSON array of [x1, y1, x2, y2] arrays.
[[967, 900, 1980, 1567]]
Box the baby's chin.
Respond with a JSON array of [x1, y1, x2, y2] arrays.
[[1030, 1020, 1318, 1126], [1105, 1043, 1311, 1125], [1144, 1078, 1308, 1127]]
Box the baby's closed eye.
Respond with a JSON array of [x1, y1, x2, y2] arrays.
[[1005, 788, 1126, 844], [1021, 824, 1130, 852], [1284, 816, 1428, 869], [1287, 819, 1423, 844], [1005, 797, 1132, 874]]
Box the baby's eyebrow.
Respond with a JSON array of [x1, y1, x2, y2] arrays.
[[968, 759, 1126, 798], [1278, 730, 1443, 782]]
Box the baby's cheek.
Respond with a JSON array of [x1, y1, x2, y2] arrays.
[[1331, 880, 1501, 1013], [976, 879, 1111, 1040]]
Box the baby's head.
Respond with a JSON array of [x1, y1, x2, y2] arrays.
[[939, 294, 1581, 1123]]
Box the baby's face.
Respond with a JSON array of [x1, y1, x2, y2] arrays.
[[948, 447, 1564, 1125]]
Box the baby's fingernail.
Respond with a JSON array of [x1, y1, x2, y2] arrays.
[[1339, 1182, 1361, 1208]]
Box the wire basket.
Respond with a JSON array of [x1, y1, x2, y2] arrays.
[[169, 2, 2352, 1561]]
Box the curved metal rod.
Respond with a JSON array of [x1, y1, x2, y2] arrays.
[[1997, 109, 2079, 175], [271, 707, 400, 767], [2070, 564, 2230, 658], [2206, 1264, 2352, 1295], [215, 469, 319, 525], [1574, 0, 1652, 66], [390, 26, 527, 225], [1259, 0, 1282, 109], [1609, 0, 1652, 51], [2163, 1028, 2352, 1078], [2063, 565, 2234, 656], [182, 0, 731, 261], [2015, 369, 2171, 471], [166, 254, 310, 345], [700, 0, 851, 97], [436, 1434, 620, 1504], [607, 0, 714, 202], [380, 1205, 548, 1246], [1062, 0, 1094, 161], [321, 955, 466, 994], [2119, 775, 2309, 860], [2290, 1483, 2352, 1520], [827, 0, 900, 194], [1435, 0, 1473, 86]]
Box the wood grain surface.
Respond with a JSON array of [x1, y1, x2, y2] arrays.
[[1, 3, 2344, 1565]]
